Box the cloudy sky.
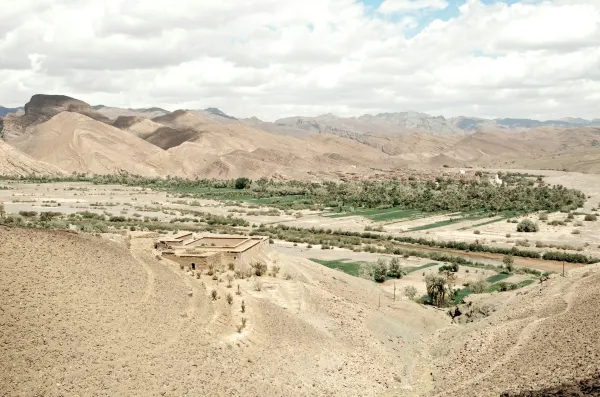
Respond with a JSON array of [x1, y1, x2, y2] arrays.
[[1, 0, 599, 120]]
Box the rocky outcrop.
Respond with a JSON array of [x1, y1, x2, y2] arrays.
[[3, 94, 112, 142]]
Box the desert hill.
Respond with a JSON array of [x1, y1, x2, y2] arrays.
[[3, 93, 600, 178], [0, 227, 448, 396], [0, 140, 65, 177], [1, 94, 111, 141], [9, 112, 187, 177], [422, 266, 600, 396]]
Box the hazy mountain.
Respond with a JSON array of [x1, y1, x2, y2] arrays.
[[203, 107, 236, 120], [94, 105, 170, 120], [0, 106, 23, 117], [256, 112, 600, 139]]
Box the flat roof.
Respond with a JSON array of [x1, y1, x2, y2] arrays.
[[175, 251, 220, 258]]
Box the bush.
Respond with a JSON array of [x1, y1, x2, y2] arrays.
[[404, 285, 417, 300], [211, 290, 218, 300], [517, 219, 539, 233], [585, 214, 597, 221], [503, 255, 515, 272], [387, 257, 405, 279], [251, 261, 268, 276], [439, 262, 459, 273], [234, 177, 251, 189], [474, 230, 481, 235], [373, 258, 388, 283], [470, 278, 489, 294], [226, 293, 233, 305], [18, 211, 37, 217], [567, 212, 575, 220], [538, 213, 549, 221]]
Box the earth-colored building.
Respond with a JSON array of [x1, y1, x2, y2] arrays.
[[157, 233, 270, 270]]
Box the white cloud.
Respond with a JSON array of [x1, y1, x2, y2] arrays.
[[378, 0, 448, 14], [0, 0, 600, 121]]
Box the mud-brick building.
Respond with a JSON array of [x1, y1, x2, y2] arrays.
[[155, 232, 194, 249], [157, 234, 270, 270]]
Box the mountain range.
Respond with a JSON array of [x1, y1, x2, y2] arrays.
[[1, 94, 600, 178]]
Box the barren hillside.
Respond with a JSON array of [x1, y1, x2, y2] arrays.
[[9, 112, 187, 177], [0, 227, 448, 396], [419, 266, 600, 396], [0, 140, 66, 176]]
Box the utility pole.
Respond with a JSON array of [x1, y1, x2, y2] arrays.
[[378, 293, 381, 309]]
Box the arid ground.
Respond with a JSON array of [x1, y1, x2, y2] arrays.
[[1, 168, 600, 396]]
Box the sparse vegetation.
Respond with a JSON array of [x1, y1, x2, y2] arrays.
[[404, 285, 417, 300], [211, 289, 218, 300], [517, 219, 539, 233], [251, 261, 268, 276], [503, 255, 515, 272]]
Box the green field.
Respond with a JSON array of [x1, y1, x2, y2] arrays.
[[458, 212, 519, 230], [486, 273, 511, 283], [405, 262, 440, 274], [453, 274, 536, 302], [309, 258, 363, 276], [324, 207, 426, 222], [408, 211, 494, 232]]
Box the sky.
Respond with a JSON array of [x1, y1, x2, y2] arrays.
[[1, 0, 599, 121]]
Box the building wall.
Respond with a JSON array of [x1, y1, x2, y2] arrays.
[[162, 252, 222, 270]]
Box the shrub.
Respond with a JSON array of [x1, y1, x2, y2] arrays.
[[506, 233, 511, 238], [585, 214, 597, 221], [234, 177, 251, 189], [40, 211, 62, 222], [387, 257, 405, 279], [474, 230, 481, 235], [241, 300, 246, 313], [538, 213, 549, 221], [18, 211, 37, 217], [575, 221, 584, 227], [439, 262, 459, 273], [470, 278, 489, 294], [503, 255, 515, 272], [251, 261, 268, 276], [211, 289, 218, 300], [567, 212, 575, 220], [404, 285, 417, 300], [572, 229, 581, 235], [254, 280, 262, 291], [373, 258, 388, 283], [270, 265, 281, 277], [517, 219, 539, 233], [226, 293, 233, 305]]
